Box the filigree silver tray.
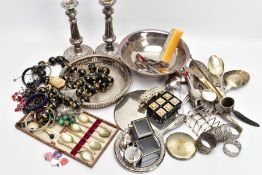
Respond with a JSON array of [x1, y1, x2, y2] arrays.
[[60, 54, 132, 109]]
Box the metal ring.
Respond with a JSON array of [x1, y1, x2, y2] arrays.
[[195, 132, 217, 154], [223, 139, 242, 157], [225, 122, 243, 140]]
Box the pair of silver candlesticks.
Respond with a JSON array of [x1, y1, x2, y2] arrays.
[[61, 0, 119, 62]]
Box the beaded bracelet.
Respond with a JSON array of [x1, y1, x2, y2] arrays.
[[24, 93, 48, 111]]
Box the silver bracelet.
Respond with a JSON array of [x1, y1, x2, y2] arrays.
[[195, 132, 217, 154], [223, 139, 242, 157]]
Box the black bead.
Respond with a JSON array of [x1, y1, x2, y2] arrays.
[[55, 56, 65, 64], [75, 79, 85, 88], [99, 82, 108, 92], [78, 69, 87, 77], [74, 100, 83, 109], [16, 122, 22, 128], [68, 66, 78, 73], [49, 87, 58, 95], [38, 61, 46, 66], [88, 63, 97, 73], [57, 93, 65, 101], [38, 69, 46, 77], [107, 76, 114, 87], [32, 66, 39, 74], [38, 87, 48, 93], [66, 81, 74, 89], [44, 76, 50, 85], [49, 98, 57, 103], [76, 88, 84, 97], [49, 134, 55, 139], [48, 57, 56, 65], [49, 102, 57, 109], [84, 75, 93, 84], [98, 66, 110, 76], [85, 84, 97, 95], [64, 96, 73, 106], [81, 96, 90, 102], [21, 122, 26, 128], [90, 73, 100, 84]]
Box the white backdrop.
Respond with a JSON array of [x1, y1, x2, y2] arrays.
[[1, 0, 262, 175]]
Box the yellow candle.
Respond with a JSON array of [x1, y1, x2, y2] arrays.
[[160, 28, 184, 64]]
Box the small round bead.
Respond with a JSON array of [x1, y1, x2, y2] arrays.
[[38, 87, 48, 93], [74, 100, 83, 109], [38, 61, 46, 66], [97, 66, 110, 76], [76, 88, 84, 97], [107, 76, 114, 87], [49, 87, 58, 95], [37, 69, 46, 77], [68, 66, 78, 73], [49, 134, 55, 139], [44, 76, 50, 85], [66, 81, 74, 88], [64, 96, 73, 106], [81, 96, 90, 102], [48, 57, 56, 65], [85, 84, 97, 95], [88, 63, 97, 73], [78, 69, 86, 77], [55, 56, 65, 64]]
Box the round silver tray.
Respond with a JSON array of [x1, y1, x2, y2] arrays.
[[114, 130, 165, 173], [114, 90, 146, 130], [61, 54, 132, 109], [120, 29, 191, 77]]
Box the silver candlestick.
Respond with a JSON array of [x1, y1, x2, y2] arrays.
[[61, 0, 93, 62], [95, 0, 120, 57]]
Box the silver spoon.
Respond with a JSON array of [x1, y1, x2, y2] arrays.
[[78, 123, 111, 138], [67, 129, 102, 151], [69, 124, 106, 143], [57, 138, 94, 162], [208, 55, 225, 94], [77, 114, 112, 132], [223, 70, 250, 92], [60, 133, 96, 155], [208, 55, 224, 77]]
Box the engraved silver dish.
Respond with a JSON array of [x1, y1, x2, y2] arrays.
[[120, 29, 191, 77], [61, 54, 132, 108]]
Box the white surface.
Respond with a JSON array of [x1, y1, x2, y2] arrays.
[[1, 0, 262, 174]]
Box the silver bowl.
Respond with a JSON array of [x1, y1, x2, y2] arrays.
[[120, 29, 191, 77]]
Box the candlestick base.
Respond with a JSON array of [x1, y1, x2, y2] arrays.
[[63, 44, 93, 62], [95, 43, 120, 58]]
